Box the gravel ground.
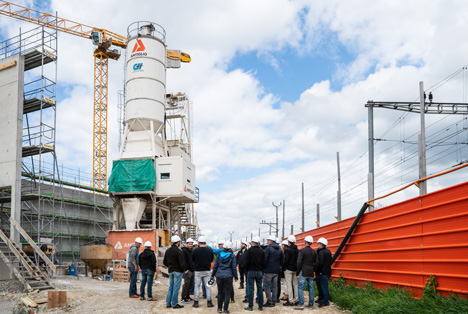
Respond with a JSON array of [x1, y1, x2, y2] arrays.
[[0, 276, 349, 314]]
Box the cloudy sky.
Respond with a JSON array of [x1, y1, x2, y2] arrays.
[[2, 0, 468, 244]]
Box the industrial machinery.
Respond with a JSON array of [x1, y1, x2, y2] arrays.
[[108, 22, 198, 243], [80, 243, 112, 276], [0, 1, 190, 190]]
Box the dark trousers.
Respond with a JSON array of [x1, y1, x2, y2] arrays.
[[140, 269, 155, 298], [128, 266, 138, 296], [239, 267, 246, 286], [217, 277, 233, 311], [181, 270, 194, 299], [277, 270, 282, 300], [316, 274, 330, 305], [247, 271, 264, 309]]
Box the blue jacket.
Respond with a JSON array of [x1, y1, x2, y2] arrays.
[[264, 242, 284, 274], [211, 251, 238, 280]]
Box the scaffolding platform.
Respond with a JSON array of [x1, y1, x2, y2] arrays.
[[24, 49, 55, 71], [23, 97, 54, 114], [22, 144, 54, 157]]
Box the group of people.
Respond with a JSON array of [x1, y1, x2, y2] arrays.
[[127, 233, 332, 313]]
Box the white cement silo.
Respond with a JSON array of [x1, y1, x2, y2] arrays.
[[121, 22, 167, 158]]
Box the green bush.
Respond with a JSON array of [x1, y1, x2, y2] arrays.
[[329, 274, 468, 314]]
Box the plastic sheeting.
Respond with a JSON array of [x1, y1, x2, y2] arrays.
[[108, 159, 156, 192]]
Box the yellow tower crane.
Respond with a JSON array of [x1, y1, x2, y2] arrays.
[[0, 1, 190, 190]]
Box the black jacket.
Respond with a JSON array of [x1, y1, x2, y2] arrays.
[[191, 246, 214, 271], [236, 248, 247, 268], [163, 244, 185, 273], [283, 244, 299, 272], [316, 247, 332, 277], [244, 245, 265, 272], [264, 242, 284, 274], [182, 247, 194, 272], [139, 248, 156, 271], [296, 246, 318, 277]]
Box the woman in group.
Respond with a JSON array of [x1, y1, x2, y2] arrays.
[[211, 241, 238, 313]]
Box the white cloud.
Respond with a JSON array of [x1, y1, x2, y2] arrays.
[[1, 0, 468, 241]]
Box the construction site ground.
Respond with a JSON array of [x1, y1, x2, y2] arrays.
[[0, 275, 349, 313]]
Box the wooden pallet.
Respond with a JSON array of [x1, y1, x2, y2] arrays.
[[113, 268, 130, 282]]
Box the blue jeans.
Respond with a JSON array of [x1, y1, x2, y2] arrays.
[[316, 274, 330, 305], [247, 271, 263, 309], [298, 272, 314, 307], [244, 278, 261, 301], [166, 271, 183, 307], [140, 269, 155, 298], [128, 266, 138, 296]]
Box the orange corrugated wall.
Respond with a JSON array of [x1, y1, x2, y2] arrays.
[[294, 181, 468, 297]]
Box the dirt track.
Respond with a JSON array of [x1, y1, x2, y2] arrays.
[[0, 276, 349, 313]]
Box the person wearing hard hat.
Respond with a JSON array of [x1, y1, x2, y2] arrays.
[[211, 241, 238, 314], [181, 238, 195, 303], [315, 237, 332, 307], [243, 236, 265, 311], [138, 241, 156, 301], [193, 241, 198, 249], [163, 235, 186, 309], [236, 240, 248, 290], [128, 237, 143, 298], [283, 235, 299, 306], [295, 235, 318, 310], [280, 240, 289, 301], [263, 235, 284, 308], [211, 239, 225, 257], [191, 236, 214, 309]]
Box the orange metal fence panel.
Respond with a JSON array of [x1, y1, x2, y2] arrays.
[[294, 181, 468, 297]]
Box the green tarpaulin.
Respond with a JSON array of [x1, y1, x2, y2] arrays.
[[108, 159, 156, 192]]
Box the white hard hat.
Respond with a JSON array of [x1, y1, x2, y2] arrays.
[[287, 235, 296, 243], [276, 238, 281, 244], [224, 241, 232, 249], [171, 235, 181, 243], [304, 235, 314, 244], [144, 241, 152, 247], [193, 241, 198, 246], [207, 277, 216, 287], [318, 237, 328, 246], [281, 240, 289, 246], [252, 236, 261, 244], [186, 238, 194, 243], [218, 239, 225, 244], [198, 236, 207, 243], [267, 235, 276, 242], [135, 237, 143, 244], [241, 240, 248, 245]]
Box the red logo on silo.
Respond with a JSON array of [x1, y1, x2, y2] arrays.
[[132, 39, 146, 53]]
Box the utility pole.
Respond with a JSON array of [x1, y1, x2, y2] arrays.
[[272, 202, 282, 238], [301, 183, 305, 232], [260, 220, 278, 236], [251, 233, 253, 242], [282, 200, 285, 239], [228, 231, 234, 242], [316, 203, 320, 228], [365, 90, 468, 204], [368, 101, 374, 211], [337, 152, 342, 221], [419, 81, 427, 195], [258, 228, 260, 237], [290, 224, 293, 235]]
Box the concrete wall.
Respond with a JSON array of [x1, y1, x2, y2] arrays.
[[0, 55, 24, 243]]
